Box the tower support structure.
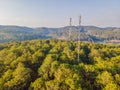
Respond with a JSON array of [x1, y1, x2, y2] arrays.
[[78, 16, 81, 63]]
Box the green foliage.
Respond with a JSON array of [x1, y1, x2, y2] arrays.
[[96, 71, 114, 86], [103, 83, 120, 90], [0, 39, 120, 90], [4, 63, 31, 90], [30, 78, 45, 90]]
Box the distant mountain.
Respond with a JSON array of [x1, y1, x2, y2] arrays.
[[0, 25, 51, 43], [0, 25, 120, 43]]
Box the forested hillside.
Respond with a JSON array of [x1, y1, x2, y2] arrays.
[[0, 40, 120, 90], [0, 25, 120, 43], [0, 25, 50, 43]]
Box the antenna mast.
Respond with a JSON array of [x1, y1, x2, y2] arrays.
[[69, 17, 72, 41], [78, 16, 81, 63]]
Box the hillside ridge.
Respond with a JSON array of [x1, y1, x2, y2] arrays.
[[0, 25, 120, 43]]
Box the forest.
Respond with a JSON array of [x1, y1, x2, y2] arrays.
[[0, 39, 120, 90], [0, 25, 120, 43]]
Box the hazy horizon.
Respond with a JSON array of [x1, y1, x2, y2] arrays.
[[0, 0, 120, 28]]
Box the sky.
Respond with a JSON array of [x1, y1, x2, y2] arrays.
[[0, 0, 120, 27]]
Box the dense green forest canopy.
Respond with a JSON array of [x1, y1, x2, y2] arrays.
[[0, 39, 120, 90]]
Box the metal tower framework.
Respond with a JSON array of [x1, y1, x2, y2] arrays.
[[68, 16, 81, 64], [69, 17, 72, 41], [78, 16, 81, 63]]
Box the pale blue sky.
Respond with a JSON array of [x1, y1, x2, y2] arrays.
[[0, 0, 120, 27]]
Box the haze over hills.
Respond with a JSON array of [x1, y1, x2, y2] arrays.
[[0, 25, 120, 43]]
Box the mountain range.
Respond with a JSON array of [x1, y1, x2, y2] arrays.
[[0, 25, 120, 43]]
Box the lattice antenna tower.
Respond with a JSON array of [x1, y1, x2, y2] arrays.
[[69, 17, 72, 41], [78, 16, 81, 63]]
